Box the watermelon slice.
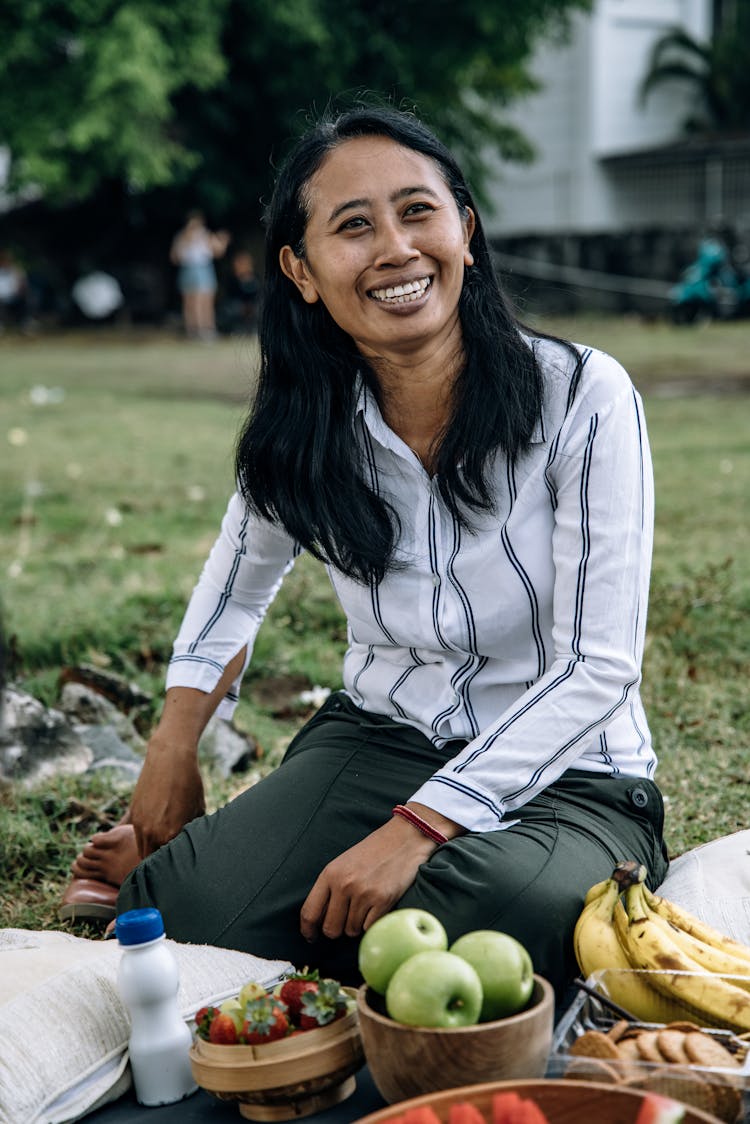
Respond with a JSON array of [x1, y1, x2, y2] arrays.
[[492, 1092, 523, 1124], [634, 1093, 687, 1124], [403, 1107, 443, 1124], [448, 1101, 488, 1124]]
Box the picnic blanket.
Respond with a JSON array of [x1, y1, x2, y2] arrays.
[[657, 828, 750, 943], [0, 928, 293, 1124]]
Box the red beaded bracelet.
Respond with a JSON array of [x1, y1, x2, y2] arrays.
[[392, 804, 448, 845]]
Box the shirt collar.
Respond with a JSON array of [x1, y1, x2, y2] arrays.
[[354, 371, 546, 448]]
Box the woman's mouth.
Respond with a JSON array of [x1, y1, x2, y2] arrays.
[[368, 277, 431, 304]]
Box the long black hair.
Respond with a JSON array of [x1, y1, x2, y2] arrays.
[[236, 104, 575, 583]]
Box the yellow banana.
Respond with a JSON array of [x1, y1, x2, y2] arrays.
[[583, 878, 610, 907], [643, 884, 750, 966], [615, 883, 750, 1032], [573, 878, 670, 1023], [632, 882, 750, 987]]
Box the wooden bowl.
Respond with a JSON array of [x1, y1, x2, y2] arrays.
[[355, 975, 555, 1105], [352, 1078, 724, 1123], [188, 990, 364, 1121]]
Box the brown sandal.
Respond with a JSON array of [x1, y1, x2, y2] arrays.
[[58, 877, 118, 923]]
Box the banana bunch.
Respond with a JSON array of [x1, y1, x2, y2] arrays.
[[574, 860, 750, 1031]]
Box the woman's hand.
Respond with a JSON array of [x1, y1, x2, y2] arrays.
[[128, 734, 205, 858], [300, 805, 465, 941]]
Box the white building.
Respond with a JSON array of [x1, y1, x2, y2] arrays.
[[484, 0, 749, 243]]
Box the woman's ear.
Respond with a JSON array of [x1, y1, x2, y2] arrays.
[[279, 245, 320, 303], [463, 208, 476, 268]]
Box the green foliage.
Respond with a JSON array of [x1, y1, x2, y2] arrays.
[[0, 0, 229, 199], [639, 7, 750, 134], [0, 0, 591, 208]]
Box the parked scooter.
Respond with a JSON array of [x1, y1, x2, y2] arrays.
[[670, 238, 750, 324]]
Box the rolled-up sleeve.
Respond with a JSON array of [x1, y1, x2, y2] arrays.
[[166, 492, 300, 718]]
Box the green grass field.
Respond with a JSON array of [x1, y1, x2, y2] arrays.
[[1, 319, 748, 931]]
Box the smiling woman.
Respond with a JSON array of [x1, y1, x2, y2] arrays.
[[64, 103, 669, 1003]]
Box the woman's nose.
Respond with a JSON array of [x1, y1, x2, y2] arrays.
[[372, 220, 419, 269]]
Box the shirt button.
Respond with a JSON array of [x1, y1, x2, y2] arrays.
[[451, 692, 460, 706], [432, 574, 440, 587]]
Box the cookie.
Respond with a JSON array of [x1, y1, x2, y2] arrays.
[[615, 1036, 642, 1061], [634, 1029, 664, 1064], [606, 1019, 631, 1043], [684, 1031, 740, 1069], [636, 1065, 718, 1117], [707, 1072, 743, 1124], [569, 1030, 621, 1059], [664, 1020, 703, 1033], [656, 1028, 691, 1064], [565, 1057, 622, 1084]]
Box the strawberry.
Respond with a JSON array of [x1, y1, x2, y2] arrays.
[[208, 1012, 239, 1044], [298, 977, 348, 1030], [194, 1004, 219, 1040], [278, 968, 321, 1023], [239, 996, 290, 1044]]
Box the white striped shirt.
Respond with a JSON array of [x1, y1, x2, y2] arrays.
[[167, 337, 657, 832]]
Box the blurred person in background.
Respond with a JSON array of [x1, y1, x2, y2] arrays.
[[170, 210, 231, 341], [0, 248, 31, 332], [219, 248, 261, 335]]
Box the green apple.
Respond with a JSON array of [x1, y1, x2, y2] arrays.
[[385, 950, 483, 1027], [358, 908, 448, 995], [449, 929, 534, 1021]]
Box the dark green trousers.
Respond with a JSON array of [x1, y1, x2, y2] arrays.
[[118, 692, 669, 998]]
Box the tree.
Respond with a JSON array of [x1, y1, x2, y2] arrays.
[[0, 0, 591, 215], [0, 1, 229, 200], [639, 7, 750, 135]]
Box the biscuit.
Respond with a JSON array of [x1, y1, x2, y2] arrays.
[[569, 1030, 621, 1059], [707, 1072, 742, 1123], [606, 1019, 630, 1043], [635, 1066, 718, 1117], [635, 1029, 664, 1064], [656, 1028, 691, 1064], [664, 1020, 703, 1033], [564, 1057, 622, 1084], [615, 1037, 642, 1061], [684, 1031, 740, 1069]]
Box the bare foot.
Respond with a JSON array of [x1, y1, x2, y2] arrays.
[[71, 823, 141, 887]]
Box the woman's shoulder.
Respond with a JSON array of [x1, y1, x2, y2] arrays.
[[529, 334, 636, 414]]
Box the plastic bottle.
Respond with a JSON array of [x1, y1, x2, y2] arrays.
[[116, 907, 197, 1106]]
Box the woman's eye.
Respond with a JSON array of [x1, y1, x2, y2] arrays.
[[404, 202, 432, 217], [338, 216, 368, 232]]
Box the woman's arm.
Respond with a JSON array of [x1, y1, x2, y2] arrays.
[[300, 802, 465, 940], [410, 370, 654, 832], [129, 648, 247, 857], [133, 492, 299, 855]]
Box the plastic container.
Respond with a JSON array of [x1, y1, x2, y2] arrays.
[[549, 971, 749, 1123], [116, 907, 197, 1106]]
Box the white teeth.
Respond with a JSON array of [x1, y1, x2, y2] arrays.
[[370, 277, 430, 303]]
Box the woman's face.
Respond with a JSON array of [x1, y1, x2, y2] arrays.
[[280, 136, 475, 362]]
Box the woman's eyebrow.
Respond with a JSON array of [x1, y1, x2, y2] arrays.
[[327, 185, 439, 225]]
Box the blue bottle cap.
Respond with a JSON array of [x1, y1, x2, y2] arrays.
[[115, 907, 165, 945]]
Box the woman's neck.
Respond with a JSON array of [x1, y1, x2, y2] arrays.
[[368, 341, 463, 473]]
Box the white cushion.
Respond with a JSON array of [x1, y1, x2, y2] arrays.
[[0, 928, 294, 1123], [657, 829, 750, 944]]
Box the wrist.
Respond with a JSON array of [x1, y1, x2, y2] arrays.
[[404, 802, 465, 842]]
